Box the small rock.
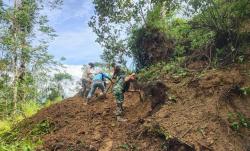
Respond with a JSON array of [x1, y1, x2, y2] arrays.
[[53, 142, 64, 150], [89, 145, 97, 151]]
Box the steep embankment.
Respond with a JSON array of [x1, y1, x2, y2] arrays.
[[16, 64, 250, 151], [152, 65, 250, 151], [20, 92, 163, 151]]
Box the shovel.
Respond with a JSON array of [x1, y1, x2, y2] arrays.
[[127, 90, 144, 102]]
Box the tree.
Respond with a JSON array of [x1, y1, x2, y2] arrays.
[[0, 0, 62, 115], [89, 0, 180, 65], [89, 0, 147, 64], [184, 0, 250, 64], [47, 72, 72, 100]]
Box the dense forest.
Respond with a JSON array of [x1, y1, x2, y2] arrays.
[[0, 0, 250, 150]]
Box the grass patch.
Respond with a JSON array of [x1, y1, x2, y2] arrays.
[[0, 119, 54, 150]]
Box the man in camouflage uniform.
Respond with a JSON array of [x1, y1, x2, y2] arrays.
[[112, 66, 126, 120], [112, 65, 136, 122]]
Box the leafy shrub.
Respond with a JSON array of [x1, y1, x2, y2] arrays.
[[137, 57, 187, 82], [0, 120, 11, 135], [44, 96, 62, 107], [0, 99, 58, 150], [0, 119, 53, 150], [186, 0, 250, 65], [21, 100, 41, 117], [31, 120, 54, 136]]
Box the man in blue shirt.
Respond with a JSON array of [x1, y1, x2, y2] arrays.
[[86, 72, 112, 103]]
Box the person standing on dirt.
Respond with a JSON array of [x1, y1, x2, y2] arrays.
[[86, 70, 112, 104], [86, 62, 97, 81], [112, 65, 136, 122], [80, 63, 97, 98]]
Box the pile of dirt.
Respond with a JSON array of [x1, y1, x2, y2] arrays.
[[17, 64, 250, 151], [155, 65, 250, 151], [20, 89, 166, 151]]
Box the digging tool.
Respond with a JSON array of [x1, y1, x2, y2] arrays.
[[106, 81, 114, 94], [127, 90, 144, 102]]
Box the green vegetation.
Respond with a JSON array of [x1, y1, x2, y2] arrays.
[[240, 87, 250, 96], [0, 0, 70, 118], [0, 0, 64, 149], [0, 0, 249, 150], [0, 99, 55, 150], [227, 112, 250, 131], [0, 139, 42, 151], [0, 96, 62, 150], [0, 119, 54, 150], [137, 57, 187, 82], [90, 0, 250, 69]]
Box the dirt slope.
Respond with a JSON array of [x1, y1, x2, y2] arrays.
[[22, 92, 164, 151], [19, 64, 250, 151], [154, 67, 250, 151]]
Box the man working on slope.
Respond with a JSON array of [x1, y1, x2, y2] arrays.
[[86, 62, 96, 80], [85, 70, 112, 104], [80, 63, 97, 98], [112, 64, 136, 122]]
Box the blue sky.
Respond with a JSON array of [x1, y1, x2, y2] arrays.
[[46, 0, 102, 65], [3, 0, 102, 65]]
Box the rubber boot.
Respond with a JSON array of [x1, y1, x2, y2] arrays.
[[114, 107, 121, 116], [84, 98, 90, 105], [116, 103, 127, 122], [114, 103, 123, 116]]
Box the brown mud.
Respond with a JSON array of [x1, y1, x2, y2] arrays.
[[19, 64, 250, 151]]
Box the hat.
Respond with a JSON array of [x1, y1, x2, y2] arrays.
[[88, 62, 94, 67]]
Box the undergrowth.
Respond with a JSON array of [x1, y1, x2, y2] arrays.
[[0, 99, 58, 150], [227, 112, 250, 131], [137, 57, 187, 82], [240, 87, 250, 96], [0, 120, 54, 150]]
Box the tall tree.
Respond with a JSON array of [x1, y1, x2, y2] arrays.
[[0, 0, 62, 114], [89, 0, 180, 65]]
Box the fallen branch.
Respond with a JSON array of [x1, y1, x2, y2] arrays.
[[180, 125, 194, 138], [197, 142, 213, 151]]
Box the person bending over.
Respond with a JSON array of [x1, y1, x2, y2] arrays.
[[86, 72, 112, 104]]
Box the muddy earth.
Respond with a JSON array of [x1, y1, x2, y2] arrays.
[[18, 64, 250, 151]]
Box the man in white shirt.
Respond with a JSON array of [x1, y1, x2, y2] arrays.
[[86, 63, 96, 81], [80, 63, 97, 98]]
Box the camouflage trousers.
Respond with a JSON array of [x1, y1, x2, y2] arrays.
[[113, 83, 124, 104]]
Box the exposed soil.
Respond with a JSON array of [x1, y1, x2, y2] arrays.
[[22, 90, 165, 151], [18, 64, 250, 151]]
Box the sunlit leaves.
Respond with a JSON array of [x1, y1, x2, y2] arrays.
[[0, 0, 62, 116]]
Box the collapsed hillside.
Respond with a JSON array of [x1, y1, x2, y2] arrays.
[[8, 64, 250, 151]]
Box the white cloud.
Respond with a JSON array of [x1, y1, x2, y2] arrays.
[[64, 64, 83, 78], [45, 0, 94, 26], [48, 26, 102, 64], [44, 0, 103, 65]]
